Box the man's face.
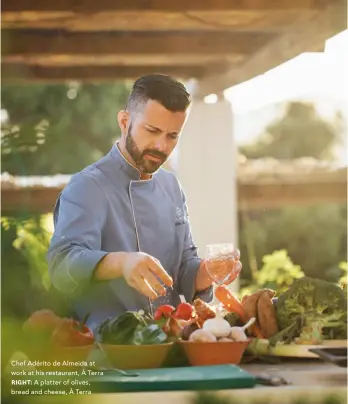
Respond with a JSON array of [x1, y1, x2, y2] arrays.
[[118, 100, 187, 174]]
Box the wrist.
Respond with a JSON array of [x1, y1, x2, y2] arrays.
[[94, 251, 127, 280], [195, 260, 214, 292]]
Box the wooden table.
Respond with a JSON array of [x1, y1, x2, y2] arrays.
[[84, 360, 347, 404]]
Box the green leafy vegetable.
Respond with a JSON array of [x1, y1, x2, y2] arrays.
[[98, 311, 146, 345], [98, 311, 168, 345], [133, 324, 168, 345], [275, 277, 347, 344], [268, 316, 304, 347]]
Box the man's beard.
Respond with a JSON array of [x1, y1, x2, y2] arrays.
[[125, 125, 168, 174]]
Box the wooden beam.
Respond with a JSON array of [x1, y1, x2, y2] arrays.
[[1, 0, 337, 13], [239, 181, 347, 210], [194, 4, 346, 97], [2, 30, 273, 61], [1, 10, 311, 33], [1, 64, 205, 82], [1, 187, 62, 216], [2, 56, 245, 70], [2, 180, 346, 215], [3, 1, 342, 33]]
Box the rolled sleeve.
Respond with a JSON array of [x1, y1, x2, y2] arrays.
[[47, 173, 108, 295], [50, 249, 108, 295], [177, 191, 213, 303]]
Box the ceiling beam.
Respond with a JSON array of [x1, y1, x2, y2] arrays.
[[1, 10, 314, 33], [1, 0, 336, 12], [1, 64, 205, 83], [194, 4, 346, 97], [2, 3, 332, 33], [2, 30, 274, 60]]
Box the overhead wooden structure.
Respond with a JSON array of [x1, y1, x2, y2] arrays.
[[2, 160, 346, 215], [2, 0, 346, 97]]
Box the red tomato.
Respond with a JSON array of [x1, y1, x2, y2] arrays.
[[173, 303, 195, 321], [154, 305, 176, 320]]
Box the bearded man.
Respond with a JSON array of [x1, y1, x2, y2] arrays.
[[47, 74, 241, 331]]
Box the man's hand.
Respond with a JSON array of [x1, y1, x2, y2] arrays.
[[122, 252, 173, 299], [94, 251, 173, 299], [196, 249, 242, 292]]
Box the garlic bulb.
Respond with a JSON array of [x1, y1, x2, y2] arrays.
[[202, 310, 231, 338], [229, 317, 256, 341], [189, 329, 217, 342]]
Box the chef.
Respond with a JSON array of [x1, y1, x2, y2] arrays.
[[47, 74, 241, 331]]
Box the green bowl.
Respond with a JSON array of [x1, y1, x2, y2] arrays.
[[100, 343, 174, 369]]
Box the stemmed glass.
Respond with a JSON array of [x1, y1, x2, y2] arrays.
[[205, 243, 240, 285]]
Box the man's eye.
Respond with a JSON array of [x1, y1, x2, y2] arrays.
[[169, 134, 179, 140]]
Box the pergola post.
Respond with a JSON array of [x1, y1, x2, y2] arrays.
[[177, 96, 239, 290]]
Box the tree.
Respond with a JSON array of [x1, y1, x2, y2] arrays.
[[1, 82, 130, 175], [237, 101, 346, 284], [240, 101, 343, 160]]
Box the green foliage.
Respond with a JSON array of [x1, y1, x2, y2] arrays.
[[239, 204, 347, 284], [2, 216, 51, 290], [1, 82, 130, 175], [240, 101, 343, 160], [241, 250, 304, 296], [1, 216, 40, 317], [1, 319, 25, 373], [1, 215, 69, 318], [12, 218, 51, 290], [322, 395, 346, 404]]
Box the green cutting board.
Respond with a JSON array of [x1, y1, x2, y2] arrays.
[[89, 365, 256, 393]]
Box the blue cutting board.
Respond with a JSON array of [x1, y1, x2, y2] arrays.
[[89, 365, 256, 393]]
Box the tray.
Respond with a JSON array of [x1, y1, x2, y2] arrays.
[[89, 364, 256, 393], [247, 339, 347, 358], [308, 347, 347, 367]]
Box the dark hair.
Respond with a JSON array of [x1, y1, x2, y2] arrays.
[[126, 74, 191, 112]]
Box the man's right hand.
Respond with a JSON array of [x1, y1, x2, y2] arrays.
[[94, 251, 173, 300]]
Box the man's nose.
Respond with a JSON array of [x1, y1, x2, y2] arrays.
[[153, 136, 168, 153]]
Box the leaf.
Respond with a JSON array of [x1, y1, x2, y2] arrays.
[[132, 324, 168, 345]]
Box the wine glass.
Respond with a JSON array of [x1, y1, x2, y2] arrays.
[[205, 243, 240, 286]]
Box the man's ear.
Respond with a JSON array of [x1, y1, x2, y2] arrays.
[[117, 110, 129, 135]]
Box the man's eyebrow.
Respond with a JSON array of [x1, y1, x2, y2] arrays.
[[146, 123, 179, 135], [146, 124, 162, 131]]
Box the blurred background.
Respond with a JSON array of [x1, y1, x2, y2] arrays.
[[1, 0, 347, 347]]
